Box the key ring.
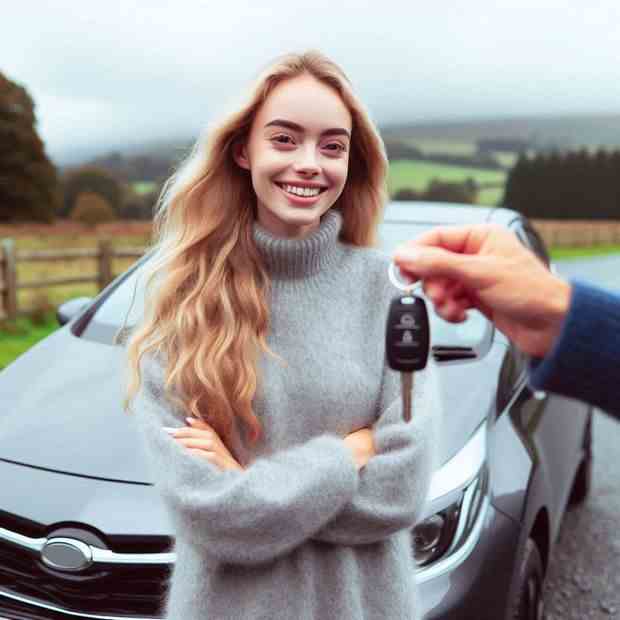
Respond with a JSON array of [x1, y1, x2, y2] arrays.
[[388, 261, 422, 294]]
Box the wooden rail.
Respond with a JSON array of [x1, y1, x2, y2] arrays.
[[0, 239, 145, 322], [2, 218, 620, 323]]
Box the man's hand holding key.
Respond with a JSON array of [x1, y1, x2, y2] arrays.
[[392, 223, 571, 359]]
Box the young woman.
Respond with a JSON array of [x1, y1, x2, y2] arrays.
[[123, 50, 440, 620]]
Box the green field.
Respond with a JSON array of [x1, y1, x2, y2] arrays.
[[132, 181, 157, 195], [0, 312, 59, 370], [405, 139, 477, 157], [549, 243, 620, 260], [387, 159, 507, 206], [476, 187, 504, 207]]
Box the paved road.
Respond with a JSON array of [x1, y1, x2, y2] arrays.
[[543, 256, 620, 619]]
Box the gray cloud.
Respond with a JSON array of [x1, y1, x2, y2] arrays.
[[3, 0, 620, 163]]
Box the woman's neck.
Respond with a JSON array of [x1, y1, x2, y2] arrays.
[[252, 208, 343, 279]]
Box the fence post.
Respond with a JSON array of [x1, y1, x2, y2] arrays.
[[98, 238, 113, 291], [0, 238, 18, 321]]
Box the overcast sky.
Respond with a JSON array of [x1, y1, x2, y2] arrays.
[[3, 1, 620, 164]]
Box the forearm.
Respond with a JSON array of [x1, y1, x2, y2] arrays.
[[312, 368, 439, 545], [134, 354, 359, 565]]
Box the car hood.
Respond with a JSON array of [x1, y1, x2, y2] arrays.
[[0, 325, 503, 483], [0, 326, 154, 483]]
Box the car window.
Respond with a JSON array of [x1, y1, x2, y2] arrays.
[[78, 261, 150, 345], [78, 218, 492, 352]]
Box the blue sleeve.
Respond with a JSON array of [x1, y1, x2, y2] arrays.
[[528, 279, 620, 419]]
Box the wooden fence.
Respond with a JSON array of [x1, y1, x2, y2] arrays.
[[2, 218, 620, 323], [0, 239, 145, 322], [531, 219, 620, 247]]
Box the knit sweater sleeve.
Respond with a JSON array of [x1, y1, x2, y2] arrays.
[[528, 278, 620, 419], [132, 353, 360, 566], [310, 362, 440, 546]]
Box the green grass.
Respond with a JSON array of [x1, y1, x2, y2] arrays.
[[388, 159, 507, 207], [477, 186, 504, 207], [0, 312, 60, 371], [132, 181, 157, 195], [494, 151, 519, 169], [549, 244, 620, 261], [388, 159, 506, 193], [406, 139, 477, 156]]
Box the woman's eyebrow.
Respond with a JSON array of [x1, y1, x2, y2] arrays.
[[264, 119, 350, 139]]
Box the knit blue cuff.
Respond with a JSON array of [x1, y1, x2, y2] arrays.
[[528, 278, 620, 413]]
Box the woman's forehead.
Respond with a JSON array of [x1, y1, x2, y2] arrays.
[[255, 75, 352, 133]]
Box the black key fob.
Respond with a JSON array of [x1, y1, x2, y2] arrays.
[[385, 294, 430, 372]]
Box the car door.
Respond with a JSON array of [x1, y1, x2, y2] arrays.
[[511, 218, 588, 528]]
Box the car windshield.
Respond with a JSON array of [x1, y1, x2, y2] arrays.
[[80, 218, 491, 351]]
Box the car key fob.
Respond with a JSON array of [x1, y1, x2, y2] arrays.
[[385, 294, 430, 372]]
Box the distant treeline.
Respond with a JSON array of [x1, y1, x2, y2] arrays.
[[504, 149, 620, 219], [85, 151, 175, 184]]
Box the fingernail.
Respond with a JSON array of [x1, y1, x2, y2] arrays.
[[186, 417, 195, 424], [162, 427, 179, 434]]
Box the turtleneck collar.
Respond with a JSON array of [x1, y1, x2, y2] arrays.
[[252, 209, 344, 279]]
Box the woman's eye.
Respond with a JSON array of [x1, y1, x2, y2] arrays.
[[272, 134, 294, 145], [324, 143, 346, 153]]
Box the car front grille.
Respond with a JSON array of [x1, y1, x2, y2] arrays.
[[0, 537, 171, 619]]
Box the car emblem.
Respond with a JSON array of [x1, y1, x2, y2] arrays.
[[40, 537, 93, 572]]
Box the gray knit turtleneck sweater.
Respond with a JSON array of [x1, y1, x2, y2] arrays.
[[132, 209, 440, 620]]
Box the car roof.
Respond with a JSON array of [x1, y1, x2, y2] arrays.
[[383, 201, 520, 228]]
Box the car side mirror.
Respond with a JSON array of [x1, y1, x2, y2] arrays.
[[56, 297, 93, 326]]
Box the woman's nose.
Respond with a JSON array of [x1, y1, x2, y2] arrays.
[[293, 146, 320, 175]]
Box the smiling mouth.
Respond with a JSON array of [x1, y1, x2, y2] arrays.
[[275, 183, 328, 198]]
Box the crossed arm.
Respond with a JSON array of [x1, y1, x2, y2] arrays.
[[133, 353, 438, 567], [309, 364, 440, 546]]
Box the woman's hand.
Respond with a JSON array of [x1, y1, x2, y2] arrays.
[[163, 417, 244, 472], [343, 427, 376, 471]]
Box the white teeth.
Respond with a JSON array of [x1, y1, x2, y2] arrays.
[[281, 184, 321, 197]]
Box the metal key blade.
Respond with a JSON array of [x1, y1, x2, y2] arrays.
[[401, 372, 414, 422]]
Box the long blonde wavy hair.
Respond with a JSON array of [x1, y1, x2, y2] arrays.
[[122, 50, 389, 451]]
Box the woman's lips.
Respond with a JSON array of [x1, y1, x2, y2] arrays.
[[275, 183, 326, 206]]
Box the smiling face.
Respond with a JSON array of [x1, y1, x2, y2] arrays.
[[233, 73, 352, 239]]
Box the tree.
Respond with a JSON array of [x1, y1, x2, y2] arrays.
[[0, 71, 60, 222], [70, 191, 116, 228], [60, 166, 124, 218], [424, 178, 478, 204], [392, 187, 422, 201]]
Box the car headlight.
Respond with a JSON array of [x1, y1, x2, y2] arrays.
[[414, 422, 489, 582]]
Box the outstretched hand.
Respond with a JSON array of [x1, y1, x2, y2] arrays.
[[393, 224, 572, 358]]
